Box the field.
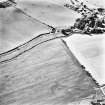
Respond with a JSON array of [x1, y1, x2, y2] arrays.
[[0, 0, 104, 105]]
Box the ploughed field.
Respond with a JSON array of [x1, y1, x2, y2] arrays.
[[0, 37, 97, 105]]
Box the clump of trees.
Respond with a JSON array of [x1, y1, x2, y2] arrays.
[[63, 0, 105, 35], [0, 0, 16, 8]]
